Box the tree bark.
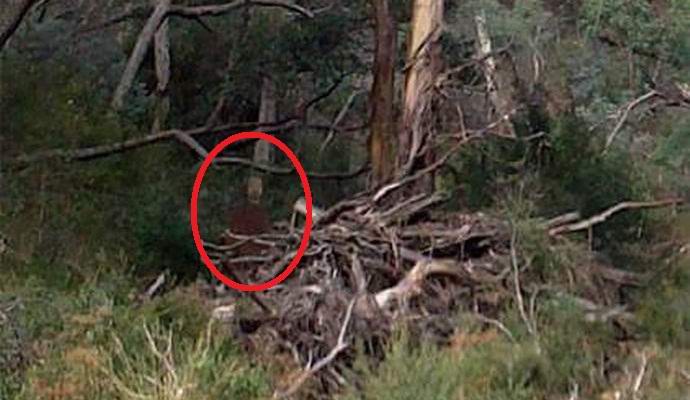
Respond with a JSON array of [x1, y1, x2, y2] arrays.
[[400, 0, 443, 192], [248, 75, 276, 203], [474, 12, 517, 137], [368, 0, 397, 188], [151, 0, 171, 133], [111, 0, 170, 110], [0, 0, 38, 52]]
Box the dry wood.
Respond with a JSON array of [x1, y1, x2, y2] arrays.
[[603, 90, 659, 153], [320, 89, 364, 156], [201, 174, 655, 396], [151, 0, 171, 133], [272, 298, 356, 399], [8, 118, 368, 179], [548, 198, 683, 236], [474, 11, 516, 138], [168, 0, 313, 19], [111, 0, 171, 110], [0, 0, 38, 51]]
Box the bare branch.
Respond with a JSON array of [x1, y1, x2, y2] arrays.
[[374, 259, 460, 309], [549, 198, 683, 236], [0, 0, 39, 51], [603, 90, 659, 153], [510, 227, 536, 337], [273, 298, 356, 399], [81, 0, 313, 34], [319, 89, 364, 156], [170, 0, 314, 19], [632, 350, 649, 398], [111, 0, 171, 110]]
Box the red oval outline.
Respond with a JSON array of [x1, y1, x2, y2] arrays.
[[190, 131, 313, 292]]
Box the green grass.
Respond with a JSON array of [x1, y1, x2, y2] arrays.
[[0, 250, 269, 400]]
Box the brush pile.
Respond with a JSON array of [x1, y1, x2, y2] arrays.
[[198, 175, 665, 398]]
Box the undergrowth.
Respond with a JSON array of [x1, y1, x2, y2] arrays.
[[0, 253, 270, 399]]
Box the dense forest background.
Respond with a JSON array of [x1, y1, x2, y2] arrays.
[[1, 0, 689, 399]]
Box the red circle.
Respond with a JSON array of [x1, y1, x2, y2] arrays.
[[190, 131, 312, 292]]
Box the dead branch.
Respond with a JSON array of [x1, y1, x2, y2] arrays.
[[549, 198, 683, 236], [194, 138, 666, 396], [169, 0, 313, 19], [139, 271, 167, 302], [372, 140, 465, 203], [110, 0, 314, 109], [632, 350, 649, 399], [510, 227, 536, 337], [373, 259, 460, 310], [319, 89, 364, 156], [543, 211, 581, 230], [0, 0, 38, 51], [603, 90, 659, 153], [81, 0, 313, 34], [273, 298, 356, 399], [111, 0, 171, 110], [8, 118, 368, 179]]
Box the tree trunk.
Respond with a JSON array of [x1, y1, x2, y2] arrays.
[[474, 11, 517, 137], [400, 0, 443, 192], [248, 75, 276, 203], [368, 0, 397, 188], [152, 0, 171, 133]]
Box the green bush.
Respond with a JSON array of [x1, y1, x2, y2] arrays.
[[635, 257, 690, 348], [345, 304, 614, 400]]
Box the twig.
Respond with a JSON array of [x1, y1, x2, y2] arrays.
[[141, 271, 167, 301], [174, 131, 209, 158], [473, 313, 515, 342], [82, 0, 313, 34], [273, 298, 356, 398], [632, 350, 649, 399], [435, 41, 513, 87], [603, 90, 658, 153], [319, 89, 364, 156], [549, 198, 683, 236], [510, 227, 536, 337], [372, 140, 465, 203], [224, 264, 276, 316]]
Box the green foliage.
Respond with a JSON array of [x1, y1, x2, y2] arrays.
[[652, 115, 690, 195], [536, 297, 614, 389], [582, 0, 690, 67], [99, 321, 269, 400], [0, 255, 268, 400], [448, 0, 549, 44], [1, 57, 134, 151], [543, 116, 645, 213], [344, 330, 465, 400], [635, 256, 690, 348], [645, 346, 690, 400], [345, 303, 614, 400], [130, 191, 200, 282], [582, 0, 663, 54]]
